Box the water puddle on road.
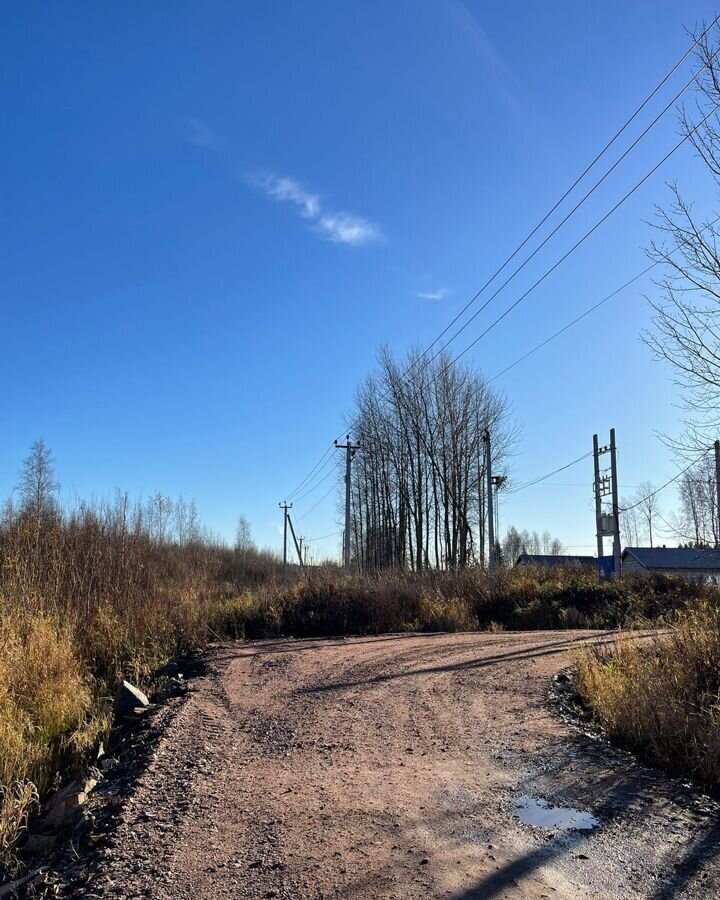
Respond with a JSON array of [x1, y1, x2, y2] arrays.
[[514, 795, 599, 831]]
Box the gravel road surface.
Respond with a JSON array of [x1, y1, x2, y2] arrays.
[[87, 631, 720, 899]]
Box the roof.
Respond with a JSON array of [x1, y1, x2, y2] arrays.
[[515, 554, 596, 568], [622, 547, 720, 571]]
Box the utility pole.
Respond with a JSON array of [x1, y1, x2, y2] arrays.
[[298, 535, 305, 566], [476, 412, 485, 567], [592, 429, 621, 579], [279, 501, 292, 581], [491, 473, 507, 562], [610, 428, 621, 579], [483, 429, 495, 574], [715, 440, 720, 549], [593, 434, 604, 563], [335, 435, 360, 575], [286, 512, 305, 573]]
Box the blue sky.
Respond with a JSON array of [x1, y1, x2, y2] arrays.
[[2, 1, 718, 557]]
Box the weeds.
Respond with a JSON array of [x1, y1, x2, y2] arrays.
[[576, 601, 720, 789], [0, 782, 38, 873]]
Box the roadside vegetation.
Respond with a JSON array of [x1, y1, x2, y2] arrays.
[[576, 601, 720, 791]]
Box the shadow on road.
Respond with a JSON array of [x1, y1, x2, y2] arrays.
[[294, 633, 617, 695]]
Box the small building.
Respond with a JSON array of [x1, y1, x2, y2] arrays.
[[621, 547, 720, 584], [515, 554, 596, 570]]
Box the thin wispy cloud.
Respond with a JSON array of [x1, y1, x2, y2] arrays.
[[247, 173, 320, 220], [186, 118, 382, 248], [416, 288, 451, 301], [249, 171, 382, 247], [316, 212, 381, 246], [187, 117, 228, 153]]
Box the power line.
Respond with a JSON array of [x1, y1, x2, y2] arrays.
[[619, 448, 713, 512], [306, 530, 343, 543], [450, 101, 720, 367], [487, 265, 653, 382], [488, 212, 720, 384], [296, 481, 337, 522], [413, 19, 720, 370], [507, 452, 594, 495], [285, 442, 335, 501], [291, 458, 340, 504]]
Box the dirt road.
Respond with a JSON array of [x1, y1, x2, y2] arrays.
[[90, 632, 720, 899]]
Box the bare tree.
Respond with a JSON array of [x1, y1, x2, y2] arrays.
[[502, 526, 523, 563], [16, 439, 58, 527], [632, 482, 661, 547], [620, 500, 642, 547], [643, 25, 720, 453], [673, 456, 719, 545], [235, 515, 254, 552]]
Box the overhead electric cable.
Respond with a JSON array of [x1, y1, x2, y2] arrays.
[[507, 452, 593, 495], [291, 458, 340, 504], [285, 442, 335, 501], [449, 102, 720, 367], [296, 482, 338, 522], [619, 448, 713, 512], [488, 213, 720, 382], [412, 17, 720, 368]]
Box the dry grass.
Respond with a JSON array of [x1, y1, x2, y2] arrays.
[[576, 601, 720, 789], [0, 601, 97, 780], [0, 782, 37, 872]]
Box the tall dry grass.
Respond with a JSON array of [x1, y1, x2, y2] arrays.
[[0, 492, 284, 865], [576, 601, 720, 789]]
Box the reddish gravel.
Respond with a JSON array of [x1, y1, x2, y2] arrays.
[[84, 632, 720, 899]]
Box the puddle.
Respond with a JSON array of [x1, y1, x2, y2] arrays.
[[514, 795, 599, 831]]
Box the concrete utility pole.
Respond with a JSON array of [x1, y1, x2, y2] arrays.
[[279, 501, 292, 581], [715, 440, 720, 549], [476, 412, 485, 566], [335, 436, 360, 575], [592, 434, 604, 563], [483, 429, 495, 574], [610, 428, 621, 579], [592, 429, 621, 579], [286, 512, 305, 573]]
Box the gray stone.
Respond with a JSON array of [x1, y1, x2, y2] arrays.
[[116, 680, 150, 717], [43, 777, 98, 829]]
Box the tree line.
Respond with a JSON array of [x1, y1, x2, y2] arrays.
[[348, 348, 516, 571]]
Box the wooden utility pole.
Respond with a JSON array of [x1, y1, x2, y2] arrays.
[[335, 436, 360, 575], [279, 501, 292, 581]]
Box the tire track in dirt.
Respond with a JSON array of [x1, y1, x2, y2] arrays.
[[84, 632, 720, 899]]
